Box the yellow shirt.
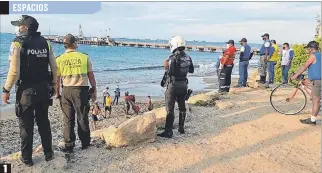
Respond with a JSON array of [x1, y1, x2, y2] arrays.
[[105, 96, 112, 106], [269, 44, 280, 62]]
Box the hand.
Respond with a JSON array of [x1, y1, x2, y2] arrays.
[[290, 74, 298, 81], [91, 89, 97, 102], [164, 60, 169, 69], [55, 94, 61, 99], [2, 92, 10, 104], [219, 64, 223, 70]]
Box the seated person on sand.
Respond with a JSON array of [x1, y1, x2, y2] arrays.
[[124, 91, 140, 115], [91, 102, 102, 130], [147, 95, 153, 111], [104, 93, 112, 118]]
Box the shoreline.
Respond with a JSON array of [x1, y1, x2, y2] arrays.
[[1, 82, 319, 173]]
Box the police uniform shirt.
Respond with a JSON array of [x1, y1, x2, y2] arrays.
[[56, 50, 93, 87], [4, 41, 58, 91]]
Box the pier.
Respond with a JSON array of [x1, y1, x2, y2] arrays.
[[47, 38, 260, 54]]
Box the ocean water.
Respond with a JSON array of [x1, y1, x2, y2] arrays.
[[0, 33, 261, 108]]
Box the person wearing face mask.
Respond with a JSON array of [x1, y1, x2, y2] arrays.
[[291, 41, 321, 125], [2, 15, 57, 166], [258, 33, 272, 84], [266, 40, 280, 87], [235, 38, 253, 87], [280, 43, 294, 84], [157, 36, 194, 138], [55, 34, 97, 153], [218, 40, 237, 93]]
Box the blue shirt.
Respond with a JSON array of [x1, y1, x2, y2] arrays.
[[240, 44, 251, 61], [308, 52, 321, 80], [259, 40, 271, 55]]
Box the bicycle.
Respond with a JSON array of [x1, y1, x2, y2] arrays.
[[270, 73, 312, 115]]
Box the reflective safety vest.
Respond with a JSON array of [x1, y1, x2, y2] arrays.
[[56, 51, 88, 79], [269, 44, 279, 62]]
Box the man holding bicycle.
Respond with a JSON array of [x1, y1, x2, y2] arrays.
[[291, 41, 321, 125]]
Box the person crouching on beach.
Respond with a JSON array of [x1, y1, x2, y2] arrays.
[[218, 40, 237, 93], [90, 102, 102, 130], [147, 95, 153, 111], [104, 93, 112, 118]]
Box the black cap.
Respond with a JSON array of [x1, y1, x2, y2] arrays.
[[63, 34, 77, 45], [11, 15, 39, 32], [261, 33, 269, 38], [304, 41, 319, 49], [225, 40, 234, 45], [239, 38, 247, 43], [271, 40, 276, 44]]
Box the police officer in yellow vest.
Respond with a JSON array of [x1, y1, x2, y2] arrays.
[[266, 39, 280, 87], [55, 34, 97, 153], [2, 15, 57, 166]]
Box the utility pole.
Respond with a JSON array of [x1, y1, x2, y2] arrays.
[[49, 26, 51, 37]]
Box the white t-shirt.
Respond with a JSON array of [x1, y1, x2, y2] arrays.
[[264, 42, 270, 47], [103, 89, 109, 97], [281, 49, 291, 65]]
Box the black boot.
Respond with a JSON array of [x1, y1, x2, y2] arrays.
[[259, 76, 266, 84], [157, 112, 174, 138], [178, 112, 186, 134]]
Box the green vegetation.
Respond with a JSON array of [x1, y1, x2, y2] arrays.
[[274, 37, 321, 84], [193, 95, 219, 107]]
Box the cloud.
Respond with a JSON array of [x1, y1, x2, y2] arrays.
[[170, 20, 317, 44]]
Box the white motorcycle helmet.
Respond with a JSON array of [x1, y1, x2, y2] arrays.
[[169, 36, 186, 53]]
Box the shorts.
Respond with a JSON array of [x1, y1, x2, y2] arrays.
[[312, 80, 321, 97], [91, 114, 98, 121], [105, 106, 112, 112]]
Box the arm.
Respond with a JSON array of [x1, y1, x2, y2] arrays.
[[87, 58, 96, 90], [189, 57, 194, 73], [48, 43, 57, 84], [221, 54, 230, 65], [264, 42, 270, 57], [167, 57, 176, 76], [55, 57, 61, 98], [288, 50, 294, 66], [293, 54, 315, 78], [249, 49, 254, 60], [4, 42, 21, 91], [239, 46, 245, 61]]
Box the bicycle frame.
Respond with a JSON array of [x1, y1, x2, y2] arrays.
[[287, 76, 312, 102]]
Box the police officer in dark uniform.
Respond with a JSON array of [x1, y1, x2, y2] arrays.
[[158, 36, 194, 138], [2, 15, 58, 166]]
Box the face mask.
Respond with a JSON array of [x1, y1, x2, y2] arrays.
[[262, 38, 266, 41], [14, 26, 20, 36], [226, 44, 230, 49], [282, 47, 285, 50], [240, 43, 243, 46]]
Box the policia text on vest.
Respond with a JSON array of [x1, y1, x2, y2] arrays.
[[3, 29, 58, 165]]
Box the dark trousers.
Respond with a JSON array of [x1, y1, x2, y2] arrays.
[[60, 86, 90, 148], [238, 61, 249, 85], [16, 83, 53, 160], [268, 61, 277, 83], [281, 65, 290, 83], [113, 96, 119, 105], [219, 65, 234, 92], [164, 81, 187, 130]]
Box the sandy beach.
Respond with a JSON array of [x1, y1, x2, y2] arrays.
[[0, 76, 320, 173]]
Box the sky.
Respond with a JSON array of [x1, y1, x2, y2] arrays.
[[1, 2, 321, 44]]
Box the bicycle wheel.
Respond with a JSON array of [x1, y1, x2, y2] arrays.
[[270, 84, 307, 115]]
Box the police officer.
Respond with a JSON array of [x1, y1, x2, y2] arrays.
[[235, 38, 253, 87], [2, 15, 57, 166], [55, 34, 97, 153], [157, 36, 194, 138], [218, 40, 237, 93], [258, 33, 272, 84]]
